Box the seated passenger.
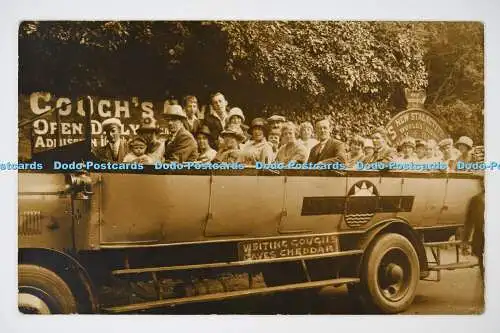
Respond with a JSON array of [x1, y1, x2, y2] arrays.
[[347, 135, 365, 168], [164, 105, 199, 163], [195, 125, 217, 163], [240, 118, 274, 165], [123, 136, 154, 164], [415, 139, 427, 161], [214, 129, 245, 163], [455, 136, 474, 164], [226, 107, 250, 142], [267, 128, 281, 158], [362, 139, 375, 163], [425, 139, 442, 162], [364, 127, 397, 163], [275, 122, 308, 164], [394, 137, 417, 162], [137, 117, 165, 163], [308, 119, 347, 164], [438, 138, 458, 170], [267, 115, 287, 145], [94, 118, 128, 162], [183, 95, 201, 135], [298, 121, 319, 160]]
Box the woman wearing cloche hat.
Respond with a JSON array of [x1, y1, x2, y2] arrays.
[[455, 136, 474, 164]]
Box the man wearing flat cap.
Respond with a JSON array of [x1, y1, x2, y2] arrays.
[[137, 117, 165, 163], [94, 118, 128, 162], [164, 104, 198, 163]]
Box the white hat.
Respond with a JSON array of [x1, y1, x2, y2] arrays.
[[101, 118, 122, 131], [228, 107, 245, 122], [455, 136, 473, 149]]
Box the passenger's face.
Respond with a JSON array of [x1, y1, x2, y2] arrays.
[[282, 128, 295, 144], [132, 145, 146, 156], [300, 127, 312, 140], [351, 142, 362, 154], [106, 125, 121, 144], [402, 145, 414, 158], [197, 134, 209, 151], [229, 116, 242, 126], [270, 121, 282, 131], [440, 144, 452, 158], [252, 127, 265, 142], [416, 146, 426, 159], [268, 134, 280, 147], [371, 133, 385, 149], [426, 147, 434, 158], [364, 147, 374, 157], [211, 94, 227, 114], [166, 118, 182, 134], [185, 101, 198, 117], [224, 136, 238, 149], [457, 144, 469, 155], [316, 121, 331, 141]]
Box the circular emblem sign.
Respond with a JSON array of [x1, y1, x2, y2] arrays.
[[386, 108, 448, 148]]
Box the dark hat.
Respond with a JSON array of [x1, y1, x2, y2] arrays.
[[128, 135, 147, 148], [137, 117, 161, 133], [220, 129, 246, 142], [415, 139, 427, 148], [248, 118, 268, 135], [196, 125, 212, 138]]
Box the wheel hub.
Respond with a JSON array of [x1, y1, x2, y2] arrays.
[[385, 263, 404, 283], [18, 293, 51, 314]]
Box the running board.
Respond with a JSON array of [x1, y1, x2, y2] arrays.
[[112, 250, 364, 275], [101, 277, 360, 313], [428, 262, 477, 271]]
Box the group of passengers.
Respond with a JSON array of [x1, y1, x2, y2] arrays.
[[93, 91, 477, 171]]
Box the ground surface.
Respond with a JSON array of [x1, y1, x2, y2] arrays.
[[137, 249, 484, 315]]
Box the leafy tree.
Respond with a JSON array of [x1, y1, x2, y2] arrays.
[[417, 22, 484, 143], [19, 21, 482, 143]]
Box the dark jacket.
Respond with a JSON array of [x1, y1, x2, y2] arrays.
[[164, 127, 199, 162], [365, 145, 397, 163], [93, 140, 128, 162], [307, 138, 347, 164], [202, 113, 225, 150]]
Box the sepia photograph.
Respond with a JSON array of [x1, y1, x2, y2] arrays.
[[16, 20, 485, 315]]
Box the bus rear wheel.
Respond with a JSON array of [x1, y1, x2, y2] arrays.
[[18, 264, 77, 314]]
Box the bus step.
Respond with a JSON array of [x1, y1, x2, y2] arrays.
[[428, 262, 477, 271], [101, 277, 360, 313]]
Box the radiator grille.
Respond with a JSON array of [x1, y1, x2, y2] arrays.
[[19, 211, 42, 235]]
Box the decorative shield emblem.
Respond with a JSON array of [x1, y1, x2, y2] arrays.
[[344, 181, 379, 228]]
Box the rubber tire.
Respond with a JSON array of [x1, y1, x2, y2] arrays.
[[18, 264, 78, 314], [361, 233, 420, 314]]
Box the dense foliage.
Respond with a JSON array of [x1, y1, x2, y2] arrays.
[[18, 21, 483, 142]]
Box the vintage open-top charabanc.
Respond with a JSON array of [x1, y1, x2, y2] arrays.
[[18, 97, 483, 314]]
